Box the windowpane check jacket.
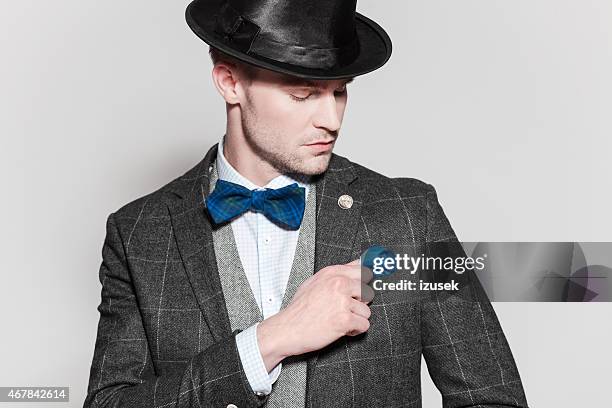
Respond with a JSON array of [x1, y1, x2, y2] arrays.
[[84, 144, 528, 408]]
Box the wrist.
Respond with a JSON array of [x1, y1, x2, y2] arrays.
[[257, 314, 292, 371]]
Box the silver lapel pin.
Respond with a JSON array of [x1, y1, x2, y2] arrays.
[[337, 194, 354, 209]]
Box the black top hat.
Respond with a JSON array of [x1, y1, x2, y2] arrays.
[[185, 0, 392, 79]]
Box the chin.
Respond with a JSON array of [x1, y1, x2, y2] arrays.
[[299, 154, 332, 175]]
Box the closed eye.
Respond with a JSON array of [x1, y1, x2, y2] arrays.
[[289, 94, 309, 102]]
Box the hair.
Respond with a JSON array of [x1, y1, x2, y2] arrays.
[[208, 46, 258, 81]]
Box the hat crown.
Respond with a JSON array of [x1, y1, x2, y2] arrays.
[[211, 0, 360, 69], [230, 0, 357, 49]]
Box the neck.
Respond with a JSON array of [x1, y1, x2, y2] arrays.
[[223, 115, 280, 187]]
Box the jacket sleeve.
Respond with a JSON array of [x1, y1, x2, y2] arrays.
[[83, 213, 268, 408], [420, 184, 529, 408]]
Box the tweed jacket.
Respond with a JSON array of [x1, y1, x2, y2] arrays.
[[84, 143, 528, 408]]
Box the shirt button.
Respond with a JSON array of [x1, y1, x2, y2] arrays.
[[267, 297, 273, 303], [264, 237, 271, 244]]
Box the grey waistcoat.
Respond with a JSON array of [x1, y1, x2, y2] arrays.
[[209, 164, 316, 407]]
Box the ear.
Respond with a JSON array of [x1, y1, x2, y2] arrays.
[[211, 63, 241, 104]]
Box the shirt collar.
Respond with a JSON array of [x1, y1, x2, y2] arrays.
[[216, 136, 311, 191]]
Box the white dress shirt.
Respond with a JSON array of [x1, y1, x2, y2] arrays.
[[215, 138, 310, 395]]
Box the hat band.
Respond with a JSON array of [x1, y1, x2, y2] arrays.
[[214, 3, 360, 70], [250, 34, 360, 70]]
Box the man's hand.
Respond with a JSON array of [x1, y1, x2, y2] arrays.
[[257, 259, 375, 372]]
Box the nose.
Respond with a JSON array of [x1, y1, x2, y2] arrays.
[[312, 92, 342, 132]]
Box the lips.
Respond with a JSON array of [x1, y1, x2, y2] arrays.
[[304, 139, 335, 146], [304, 139, 335, 153]]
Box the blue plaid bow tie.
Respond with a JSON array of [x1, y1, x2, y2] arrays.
[[206, 179, 306, 230]]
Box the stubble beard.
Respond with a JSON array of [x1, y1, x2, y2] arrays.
[[241, 105, 333, 176]]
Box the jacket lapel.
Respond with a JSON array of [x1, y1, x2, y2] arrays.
[[313, 154, 362, 268], [306, 154, 363, 406], [166, 144, 233, 343]]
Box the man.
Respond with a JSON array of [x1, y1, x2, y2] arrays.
[[84, 0, 528, 407]]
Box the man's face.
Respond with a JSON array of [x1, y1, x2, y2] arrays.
[[237, 67, 352, 176]]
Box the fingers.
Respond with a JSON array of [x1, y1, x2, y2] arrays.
[[361, 283, 375, 304], [328, 264, 362, 283], [345, 278, 363, 300], [343, 278, 375, 304], [345, 315, 370, 336], [343, 298, 372, 337], [322, 263, 376, 303], [349, 258, 374, 284], [329, 263, 372, 284], [360, 265, 373, 284], [349, 298, 371, 319]]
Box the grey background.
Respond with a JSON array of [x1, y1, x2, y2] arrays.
[[1, 0, 610, 406]]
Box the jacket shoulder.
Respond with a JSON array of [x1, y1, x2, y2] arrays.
[[346, 157, 435, 198], [345, 157, 457, 242], [111, 183, 175, 222]]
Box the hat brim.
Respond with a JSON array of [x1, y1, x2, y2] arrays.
[[185, 0, 392, 80]]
